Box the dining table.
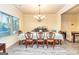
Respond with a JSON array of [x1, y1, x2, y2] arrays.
[[17, 32, 64, 40]]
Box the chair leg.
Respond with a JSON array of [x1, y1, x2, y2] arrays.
[[37, 44, 39, 48], [43, 42, 44, 48], [31, 41, 33, 48], [26, 41, 27, 48], [47, 41, 48, 48], [37, 41, 38, 48], [60, 40, 62, 45], [53, 41, 55, 49], [26, 45, 27, 48]]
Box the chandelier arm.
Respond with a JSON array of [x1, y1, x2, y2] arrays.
[[38, 4, 40, 15]]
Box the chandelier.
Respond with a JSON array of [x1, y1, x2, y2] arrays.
[[34, 4, 45, 22]]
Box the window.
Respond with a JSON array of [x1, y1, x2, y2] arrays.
[[12, 16, 19, 34], [0, 12, 19, 37], [0, 12, 11, 37]]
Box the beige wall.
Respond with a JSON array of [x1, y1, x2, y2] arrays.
[[61, 14, 77, 32], [0, 4, 23, 49], [61, 14, 79, 41], [22, 14, 61, 32], [61, 14, 79, 32], [76, 14, 79, 31]]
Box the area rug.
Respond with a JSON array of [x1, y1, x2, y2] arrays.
[[7, 43, 78, 55]]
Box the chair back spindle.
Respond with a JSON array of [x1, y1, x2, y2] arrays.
[[37, 32, 44, 39], [25, 32, 33, 39]]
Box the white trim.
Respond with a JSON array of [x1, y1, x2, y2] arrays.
[[56, 4, 77, 15]]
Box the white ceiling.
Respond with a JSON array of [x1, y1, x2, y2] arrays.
[[15, 4, 66, 14], [63, 5, 79, 14]]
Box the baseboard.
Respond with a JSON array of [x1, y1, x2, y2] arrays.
[[6, 41, 18, 51], [0, 52, 8, 55], [66, 39, 72, 43]]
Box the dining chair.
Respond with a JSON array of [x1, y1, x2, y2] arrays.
[[25, 32, 34, 48], [46, 32, 55, 48], [36, 32, 44, 48]]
